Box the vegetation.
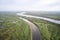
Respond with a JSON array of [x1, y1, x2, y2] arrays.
[[26, 17, 60, 40], [25, 11, 60, 20], [0, 13, 30, 40], [0, 12, 60, 40], [44, 16, 60, 20]]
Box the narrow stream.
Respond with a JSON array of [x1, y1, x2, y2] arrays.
[[19, 17, 41, 40]]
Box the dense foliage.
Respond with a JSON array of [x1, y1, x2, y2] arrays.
[[0, 13, 30, 40], [26, 17, 60, 40]]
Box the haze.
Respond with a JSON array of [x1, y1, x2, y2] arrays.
[[0, 0, 60, 11]]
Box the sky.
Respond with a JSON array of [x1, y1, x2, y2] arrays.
[[0, 0, 60, 11]]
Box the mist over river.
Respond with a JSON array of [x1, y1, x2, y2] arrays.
[[17, 12, 60, 24]]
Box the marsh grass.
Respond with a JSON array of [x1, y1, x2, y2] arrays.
[[0, 13, 30, 40], [26, 18, 60, 40]]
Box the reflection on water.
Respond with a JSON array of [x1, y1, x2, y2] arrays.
[[17, 13, 60, 24]]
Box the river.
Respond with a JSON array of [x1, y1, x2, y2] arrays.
[[17, 13, 60, 24]]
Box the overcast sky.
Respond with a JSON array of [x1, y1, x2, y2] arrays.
[[0, 0, 60, 11]]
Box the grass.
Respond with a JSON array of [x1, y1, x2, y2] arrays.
[[26, 17, 60, 40], [44, 16, 60, 20], [0, 13, 31, 40]]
